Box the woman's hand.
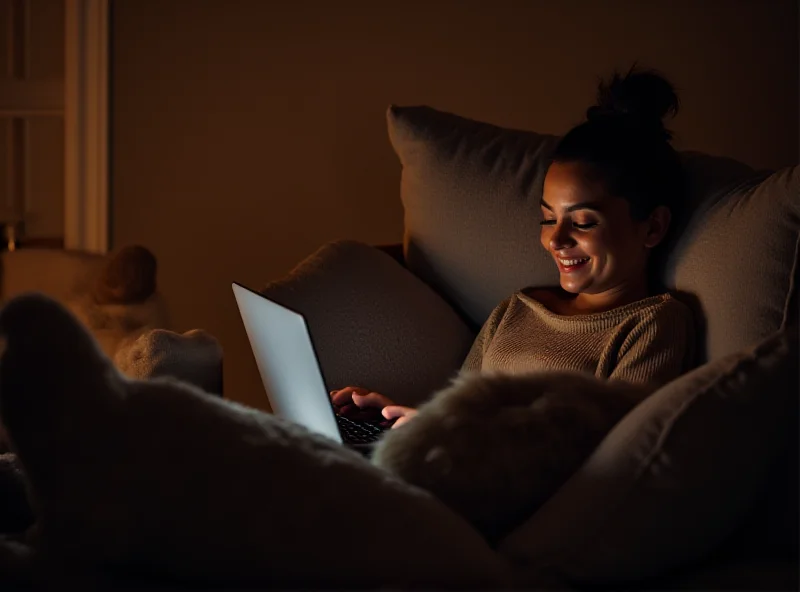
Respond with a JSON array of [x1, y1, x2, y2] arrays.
[[330, 386, 418, 428], [382, 405, 418, 429], [330, 386, 394, 422]]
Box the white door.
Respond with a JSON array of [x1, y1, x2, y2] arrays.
[[0, 0, 108, 253], [0, 0, 65, 249]]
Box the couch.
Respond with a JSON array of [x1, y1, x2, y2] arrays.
[[257, 105, 799, 590], [0, 105, 796, 590]]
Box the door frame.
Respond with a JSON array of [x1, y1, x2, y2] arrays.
[[64, 0, 110, 253]]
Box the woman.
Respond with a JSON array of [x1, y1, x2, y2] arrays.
[[333, 67, 696, 428]]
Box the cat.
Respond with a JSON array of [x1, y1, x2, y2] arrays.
[[371, 370, 655, 545], [65, 244, 169, 365], [0, 293, 507, 590]]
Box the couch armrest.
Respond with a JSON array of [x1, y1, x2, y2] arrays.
[[261, 240, 475, 408]]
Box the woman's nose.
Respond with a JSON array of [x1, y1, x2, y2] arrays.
[[549, 223, 576, 251]]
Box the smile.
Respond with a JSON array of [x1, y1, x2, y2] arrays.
[[559, 258, 590, 266], [557, 257, 590, 272]]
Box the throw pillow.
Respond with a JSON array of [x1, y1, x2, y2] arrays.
[[0, 293, 508, 589], [387, 105, 560, 328], [497, 329, 798, 587], [261, 239, 475, 407], [662, 165, 800, 362]]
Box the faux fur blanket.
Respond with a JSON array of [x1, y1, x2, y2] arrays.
[[371, 370, 651, 544], [0, 294, 507, 590]]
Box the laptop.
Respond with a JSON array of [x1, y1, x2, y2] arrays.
[[232, 282, 389, 454]]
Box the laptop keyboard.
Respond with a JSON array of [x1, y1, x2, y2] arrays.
[[336, 415, 386, 445]]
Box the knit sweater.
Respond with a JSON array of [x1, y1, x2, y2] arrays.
[[461, 291, 696, 387]]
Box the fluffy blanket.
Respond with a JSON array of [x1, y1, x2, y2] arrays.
[[371, 370, 651, 544], [0, 294, 507, 590]]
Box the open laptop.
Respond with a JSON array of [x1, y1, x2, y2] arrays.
[[232, 282, 389, 454]]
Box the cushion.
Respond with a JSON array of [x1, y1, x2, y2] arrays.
[[662, 165, 800, 362], [261, 239, 475, 407], [387, 105, 560, 328], [496, 329, 798, 587], [0, 292, 510, 589], [387, 105, 798, 362]]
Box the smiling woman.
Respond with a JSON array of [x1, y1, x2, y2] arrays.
[[537, 160, 672, 314], [461, 67, 695, 381], [331, 66, 697, 423], [536, 66, 683, 313]]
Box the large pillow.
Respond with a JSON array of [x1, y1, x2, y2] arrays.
[[387, 105, 798, 362], [387, 105, 559, 328], [662, 165, 800, 362], [497, 328, 798, 587], [261, 240, 475, 407]]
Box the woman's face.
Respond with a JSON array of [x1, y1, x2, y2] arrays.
[[540, 161, 669, 298]]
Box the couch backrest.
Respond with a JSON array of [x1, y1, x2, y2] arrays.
[[388, 105, 799, 364]]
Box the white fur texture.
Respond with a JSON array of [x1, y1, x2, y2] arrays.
[[0, 293, 508, 589], [372, 371, 653, 544]]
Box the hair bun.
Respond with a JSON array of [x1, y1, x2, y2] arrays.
[[586, 66, 679, 140]]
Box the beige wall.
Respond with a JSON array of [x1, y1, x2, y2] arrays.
[[112, 0, 799, 410]]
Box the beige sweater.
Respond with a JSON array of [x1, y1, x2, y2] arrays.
[[461, 291, 696, 387]]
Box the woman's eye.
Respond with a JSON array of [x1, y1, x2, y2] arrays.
[[539, 219, 597, 229]]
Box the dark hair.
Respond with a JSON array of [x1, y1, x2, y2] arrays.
[[552, 66, 684, 221]]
